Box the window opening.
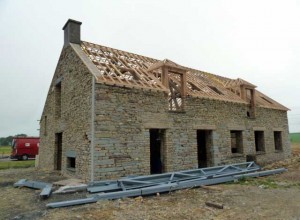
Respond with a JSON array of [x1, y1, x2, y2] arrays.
[[67, 157, 76, 169], [197, 130, 212, 168], [55, 82, 62, 118], [230, 130, 243, 154], [255, 131, 265, 152], [150, 129, 165, 174], [55, 132, 63, 170], [168, 72, 185, 111], [274, 131, 283, 151]]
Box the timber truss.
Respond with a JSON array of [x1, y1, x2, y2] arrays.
[[81, 41, 289, 111]]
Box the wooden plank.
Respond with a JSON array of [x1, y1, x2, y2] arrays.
[[205, 201, 224, 209]]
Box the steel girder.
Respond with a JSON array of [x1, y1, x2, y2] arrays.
[[87, 161, 260, 193], [46, 167, 286, 208], [14, 179, 53, 198]]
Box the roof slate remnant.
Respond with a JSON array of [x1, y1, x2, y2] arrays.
[[81, 41, 288, 111]]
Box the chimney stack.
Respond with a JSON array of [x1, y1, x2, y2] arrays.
[[62, 19, 82, 46]]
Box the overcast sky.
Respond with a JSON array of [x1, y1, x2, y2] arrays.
[[0, 0, 300, 137]]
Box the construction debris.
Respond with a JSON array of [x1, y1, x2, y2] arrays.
[[87, 162, 260, 193], [53, 184, 87, 194], [53, 178, 84, 186], [14, 179, 53, 199], [13, 162, 287, 208], [52, 178, 87, 194], [46, 162, 286, 208], [205, 201, 224, 209], [201, 185, 223, 191], [234, 168, 287, 179]]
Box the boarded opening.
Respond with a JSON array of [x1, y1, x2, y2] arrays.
[[150, 129, 165, 174], [231, 130, 243, 153], [255, 131, 265, 152], [274, 131, 283, 151], [197, 130, 212, 168], [55, 132, 63, 170]]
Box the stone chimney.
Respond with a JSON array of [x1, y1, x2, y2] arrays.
[[62, 19, 82, 46]]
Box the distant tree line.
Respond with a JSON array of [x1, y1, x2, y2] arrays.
[[0, 134, 27, 146]]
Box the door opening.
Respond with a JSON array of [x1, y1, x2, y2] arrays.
[[150, 129, 165, 174], [197, 130, 212, 168], [255, 131, 265, 152], [55, 132, 63, 170]]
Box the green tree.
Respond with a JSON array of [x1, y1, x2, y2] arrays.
[[5, 136, 14, 146], [15, 134, 27, 137], [0, 138, 5, 146], [0, 134, 27, 146]]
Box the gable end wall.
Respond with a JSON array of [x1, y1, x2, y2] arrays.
[[39, 45, 93, 181]]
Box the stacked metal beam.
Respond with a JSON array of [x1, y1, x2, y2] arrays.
[[46, 162, 286, 208], [87, 161, 260, 193], [14, 179, 52, 198]]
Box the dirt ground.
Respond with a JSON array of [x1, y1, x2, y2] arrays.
[[0, 144, 299, 220]]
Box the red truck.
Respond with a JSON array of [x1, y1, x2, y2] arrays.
[[10, 137, 40, 160]]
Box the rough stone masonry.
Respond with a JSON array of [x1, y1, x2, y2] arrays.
[[38, 19, 291, 181]]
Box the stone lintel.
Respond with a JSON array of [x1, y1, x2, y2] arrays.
[[143, 122, 170, 129], [193, 125, 216, 130], [253, 127, 266, 131], [228, 126, 246, 131], [272, 127, 284, 131]]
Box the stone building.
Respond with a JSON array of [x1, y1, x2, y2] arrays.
[[39, 19, 291, 181]]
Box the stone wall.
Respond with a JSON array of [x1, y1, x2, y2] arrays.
[[93, 84, 290, 180], [39, 45, 92, 181], [39, 46, 290, 181]]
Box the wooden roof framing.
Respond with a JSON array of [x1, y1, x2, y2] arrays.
[[81, 41, 167, 92], [80, 41, 288, 111]]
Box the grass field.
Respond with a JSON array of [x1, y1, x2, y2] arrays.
[[0, 145, 35, 170], [0, 146, 11, 156], [290, 133, 300, 143], [0, 160, 35, 170]]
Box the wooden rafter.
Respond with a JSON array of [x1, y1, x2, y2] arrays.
[[80, 41, 289, 111]]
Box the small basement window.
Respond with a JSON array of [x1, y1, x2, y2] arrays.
[[274, 131, 283, 151], [67, 157, 76, 169], [66, 150, 76, 170], [255, 131, 265, 152], [231, 130, 243, 154]]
